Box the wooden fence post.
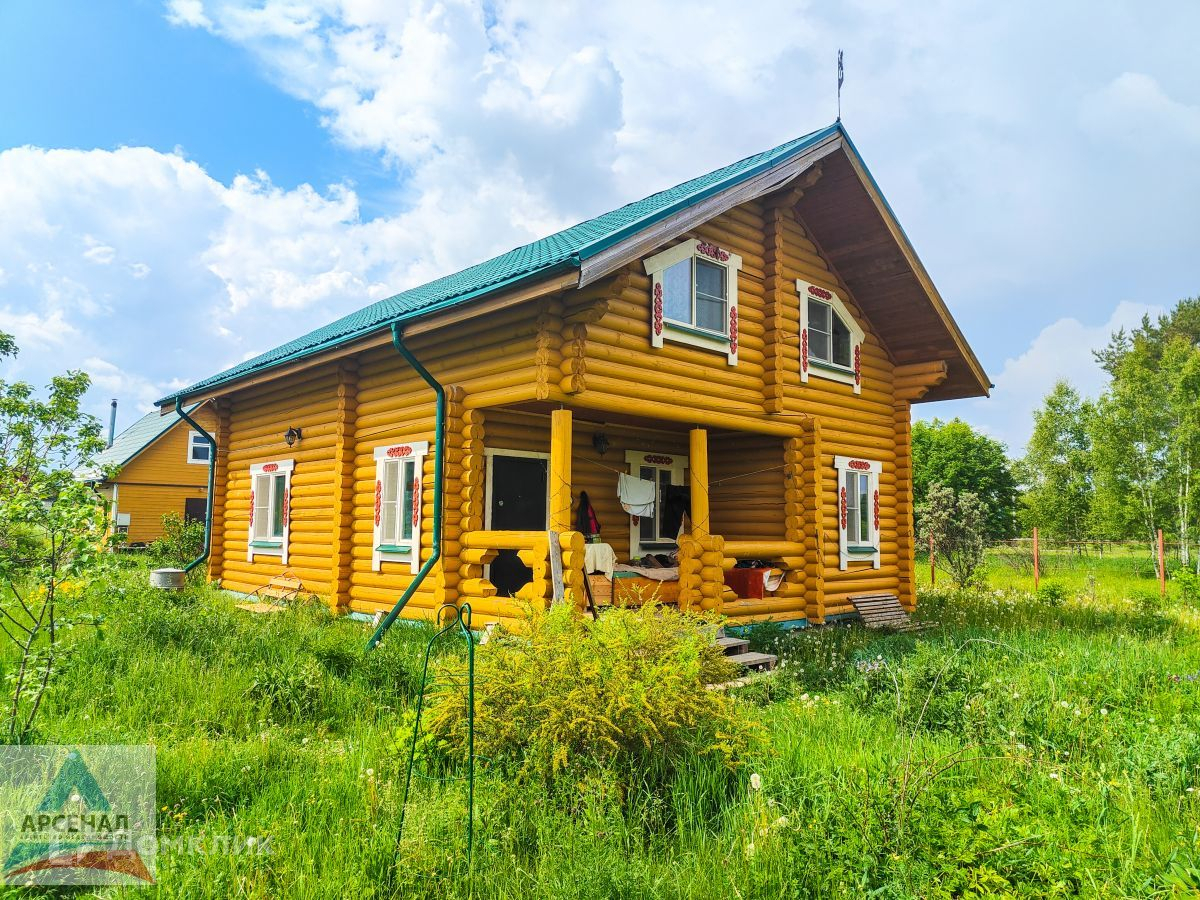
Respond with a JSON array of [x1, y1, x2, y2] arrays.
[[1032, 527, 1040, 592], [929, 533, 935, 587], [1158, 528, 1166, 597]]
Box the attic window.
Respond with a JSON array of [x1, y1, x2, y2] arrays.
[[644, 238, 742, 365], [797, 281, 866, 393]]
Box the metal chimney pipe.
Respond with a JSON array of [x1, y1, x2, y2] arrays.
[[108, 399, 118, 447]]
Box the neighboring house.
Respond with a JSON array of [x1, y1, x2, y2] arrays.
[[84, 403, 216, 545], [157, 122, 989, 627]]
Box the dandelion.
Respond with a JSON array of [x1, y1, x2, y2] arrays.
[[1049, 772, 1061, 780], [1100, 708, 1108, 716], [1059, 700, 1070, 708], [750, 773, 762, 791]]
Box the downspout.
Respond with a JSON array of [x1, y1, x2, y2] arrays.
[[175, 399, 216, 575], [366, 323, 445, 650]]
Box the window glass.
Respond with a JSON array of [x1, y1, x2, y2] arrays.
[[662, 259, 692, 323], [694, 259, 726, 332], [808, 298, 832, 363], [657, 468, 674, 540], [253, 474, 271, 541], [845, 472, 859, 543], [381, 460, 399, 544], [190, 433, 210, 462], [270, 474, 286, 538], [401, 459, 416, 542], [638, 465, 655, 543], [858, 473, 871, 543], [832, 314, 852, 367]]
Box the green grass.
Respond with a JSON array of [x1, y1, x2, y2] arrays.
[[3, 559, 1200, 898]]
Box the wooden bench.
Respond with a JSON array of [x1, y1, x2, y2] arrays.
[[848, 593, 920, 631], [236, 573, 304, 614]]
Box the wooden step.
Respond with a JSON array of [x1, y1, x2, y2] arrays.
[[727, 651, 778, 672], [716, 636, 750, 655], [849, 593, 920, 631]]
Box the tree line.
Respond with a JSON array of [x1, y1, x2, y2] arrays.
[[913, 296, 1200, 567]]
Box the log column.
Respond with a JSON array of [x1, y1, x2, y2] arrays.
[[327, 360, 359, 613], [894, 400, 916, 611], [208, 398, 232, 585], [549, 409, 573, 533], [800, 417, 826, 623]]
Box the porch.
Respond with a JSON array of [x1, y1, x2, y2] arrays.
[[444, 401, 814, 625]]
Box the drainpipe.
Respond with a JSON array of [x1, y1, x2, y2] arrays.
[[175, 399, 216, 575], [107, 399, 118, 447], [366, 323, 445, 651]]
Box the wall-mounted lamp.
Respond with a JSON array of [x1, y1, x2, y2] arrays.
[[284, 426, 303, 447], [592, 430, 610, 457]]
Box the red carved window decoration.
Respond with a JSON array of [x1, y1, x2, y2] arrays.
[[652, 282, 663, 336], [411, 478, 420, 527], [854, 345, 862, 385], [873, 490, 880, 531], [847, 459, 871, 471], [281, 490, 290, 528], [386, 445, 414, 458], [262, 463, 279, 473], [801, 328, 809, 372], [374, 479, 382, 526], [695, 241, 730, 262], [644, 455, 674, 465], [728, 306, 738, 353], [248, 491, 255, 527], [807, 285, 833, 301], [839, 486, 848, 528]]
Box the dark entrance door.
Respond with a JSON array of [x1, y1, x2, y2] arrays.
[[489, 454, 548, 597], [184, 497, 207, 526]]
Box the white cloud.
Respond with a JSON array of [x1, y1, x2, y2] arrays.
[[1079, 72, 1200, 148]]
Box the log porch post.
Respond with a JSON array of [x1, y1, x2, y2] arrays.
[[689, 428, 709, 540], [549, 408, 573, 533]]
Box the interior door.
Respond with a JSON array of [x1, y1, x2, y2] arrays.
[[488, 454, 548, 596]]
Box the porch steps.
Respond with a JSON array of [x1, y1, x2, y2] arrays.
[[715, 629, 777, 673]]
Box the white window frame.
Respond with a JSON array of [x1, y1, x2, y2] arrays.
[[372, 441, 429, 573], [625, 450, 689, 558], [644, 238, 742, 365], [834, 455, 881, 570], [248, 459, 294, 563], [187, 431, 212, 465], [797, 280, 865, 393]]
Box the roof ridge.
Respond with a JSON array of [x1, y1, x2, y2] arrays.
[[158, 123, 841, 406]]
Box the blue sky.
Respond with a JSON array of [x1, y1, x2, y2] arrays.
[[1, 0, 1197, 454]]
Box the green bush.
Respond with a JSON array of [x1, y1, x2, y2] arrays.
[[149, 511, 206, 568], [1036, 581, 1068, 606], [1172, 566, 1200, 604], [245, 660, 324, 722], [414, 603, 758, 804]]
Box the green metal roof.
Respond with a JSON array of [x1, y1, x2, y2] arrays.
[[83, 403, 202, 479], [158, 123, 842, 406]]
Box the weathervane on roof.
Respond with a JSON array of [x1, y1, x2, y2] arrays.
[[837, 49, 844, 122]]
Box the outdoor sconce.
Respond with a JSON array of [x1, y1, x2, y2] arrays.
[[592, 430, 610, 456], [284, 426, 303, 447]]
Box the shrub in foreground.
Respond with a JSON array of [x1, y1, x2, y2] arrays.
[[414, 603, 758, 803]]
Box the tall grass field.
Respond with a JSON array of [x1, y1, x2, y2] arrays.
[[3, 552, 1199, 898]]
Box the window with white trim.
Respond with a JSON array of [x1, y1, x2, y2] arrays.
[[187, 431, 211, 464], [625, 450, 688, 557], [248, 459, 294, 563], [643, 238, 742, 365], [834, 455, 881, 571], [372, 441, 429, 573], [797, 280, 865, 393]]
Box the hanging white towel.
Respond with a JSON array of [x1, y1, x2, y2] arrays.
[[617, 473, 656, 517]]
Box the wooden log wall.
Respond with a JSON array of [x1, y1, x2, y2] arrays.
[[212, 187, 926, 623], [209, 399, 232, 582], [221, 366, 341, 596]]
